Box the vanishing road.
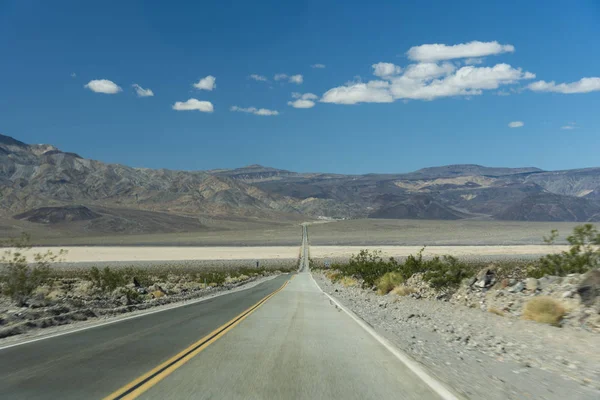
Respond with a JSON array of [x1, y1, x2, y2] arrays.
[[0, 225, 456, 399]]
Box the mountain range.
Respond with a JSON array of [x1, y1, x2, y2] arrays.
[[2, 133, 600, 235]]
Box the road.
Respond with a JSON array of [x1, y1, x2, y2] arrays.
[[0, 225, 453, 399]]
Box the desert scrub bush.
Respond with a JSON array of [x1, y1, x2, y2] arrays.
[[334, 250, 401, 288], [529, 224, 600, 278], [422, 255, 476, 289], [340, 276, 359, 287], [376, 272, 404, 295], [488, 307, 505, 317], [522, 296, 566, 326], [0, 234, 66, 305], [88, 267, 127, 293], [391, 285, 416, 296]]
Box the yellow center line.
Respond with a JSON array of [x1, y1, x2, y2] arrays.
[[103, 274, 294, 400]]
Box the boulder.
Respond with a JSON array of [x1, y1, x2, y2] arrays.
[[525, 278, 539, 291], [508, 282, 525, 293], [474, 268, 496, 289], [577, 269, 600, 307]]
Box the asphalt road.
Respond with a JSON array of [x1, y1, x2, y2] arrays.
[[0, 225, 451, 399], [0, 274, 291, 399]]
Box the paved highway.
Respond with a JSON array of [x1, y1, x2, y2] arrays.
[[0, 225, 454, 399]]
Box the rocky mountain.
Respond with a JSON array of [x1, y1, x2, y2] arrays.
[[2, 133, 600, 234]]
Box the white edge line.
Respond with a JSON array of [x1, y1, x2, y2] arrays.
[[309, 272, 460, 400], [0, 275, 280, 352]]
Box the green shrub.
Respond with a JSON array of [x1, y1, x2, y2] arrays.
[[0, 234, 65, 305], [529, 224, 600, 278], [376, 272, 404, 295], [88, 267, 126, 292], [333, 250, 400, 288], [422, 255, 476, 289]]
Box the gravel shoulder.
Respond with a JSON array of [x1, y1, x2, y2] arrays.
[[312, 272, 600, 400]]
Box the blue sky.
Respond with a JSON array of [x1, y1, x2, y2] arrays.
[[1, 0, 599, 174]]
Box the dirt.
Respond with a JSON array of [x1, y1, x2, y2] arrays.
[[313, 272, 600, 400]]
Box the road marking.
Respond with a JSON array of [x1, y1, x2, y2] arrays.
[[104, 276, 292, 400], [308, 273, 460, 400], [0, 275, 280, 351]]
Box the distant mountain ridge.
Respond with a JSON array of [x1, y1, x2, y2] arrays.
[[2, 133, 600, 235]]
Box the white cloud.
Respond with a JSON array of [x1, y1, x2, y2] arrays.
[[311, 64, 326, 69], [292, 92, 318, 100], [322, 62, 534, 104], [172, 99, 214, 112], [372, 62, 402, 77], [132, 84, 154, 97], [508, 121, 524, 128], [528, 77, 600, 94], [321, 81, 393, 104], [561, 122, 577, 130], [464, 57, 484, 65], [84, 79, 122, 94], [230, 106, 279, 116], [288, 93, 318, 108], [274, 73, 303, 84], [407, 41, 515, 62], [289, 74, 303, 84], [70, 72, 77, 78], [249, 74, 268, 82], [403, 62, 456, 80], [193, 75, 216, 91], [288, 99, 315, 108]]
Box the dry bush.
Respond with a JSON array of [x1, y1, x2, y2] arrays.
[[376, 272, 404, 295], [391, 285, 416, 296], [522, 296, 566, 326], [340, 276, 359, 287], [488, 307, 505, 317]]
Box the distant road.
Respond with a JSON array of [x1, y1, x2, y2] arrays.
[[0, 226, 454, 399]]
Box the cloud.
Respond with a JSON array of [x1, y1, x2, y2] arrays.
[[132, 84, 154, 97], [84, 79, 122, 94], [172, 99, 214, 112], [322, 62, 534, 104], [372, 62, 402, 77], [561, 122, 577, 130], [274, 73, 303, 84], [289, 74, 303, 84], [193, 75, 216, 91], [508, 121, 524, 128], [230, 106, 279, 116], [70, 72, 77, 78], [249, 74, 268, 82], [403, 62, 456, 80], [311, 64, 326, 69], [527, 77, 600, 94], [464, 58, 484, 65], [407, 41, 515, 62], [321, 81, 393, 104], [288, 93, 318, 108]]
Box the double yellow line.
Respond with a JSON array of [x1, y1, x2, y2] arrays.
[[104, 275, 294, 400]]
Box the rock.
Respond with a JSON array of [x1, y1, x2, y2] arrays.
[[562, 290, 573, 299], [474, 268, 496, 289], [508, 282, 524, 293], [525, 278, 539, 291], [577, 270, 600, 307], [150, 290, 166, 299]]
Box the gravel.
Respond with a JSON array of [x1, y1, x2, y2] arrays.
[[313, 272, 600, 400]]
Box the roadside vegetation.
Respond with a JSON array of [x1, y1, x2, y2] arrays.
[[316, 224, 600, 328], [0, 235, 295, 338]]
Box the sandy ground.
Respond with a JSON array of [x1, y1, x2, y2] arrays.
[[2, 244, 568, 263], [310, 245, 570, 259], [19, 246, 301, 263]]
